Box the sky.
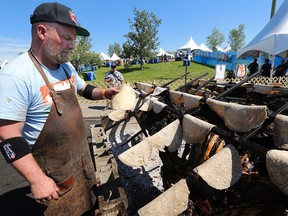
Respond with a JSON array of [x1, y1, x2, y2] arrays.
[[0, 0, 285, 63]]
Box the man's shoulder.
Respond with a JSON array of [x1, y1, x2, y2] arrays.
[[0, 53, 37, 80], [0, 53, 33, 76]]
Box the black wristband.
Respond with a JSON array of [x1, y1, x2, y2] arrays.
[[0, 137, 31, 163], [83, 84, 96, 100]]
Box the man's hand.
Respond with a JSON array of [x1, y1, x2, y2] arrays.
[[11, 153, 59, 202], [31, 175, 59, 202], [105, 86, 120, 99]]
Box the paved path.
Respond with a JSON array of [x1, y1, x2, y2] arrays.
[[79, 98, 112, 118]]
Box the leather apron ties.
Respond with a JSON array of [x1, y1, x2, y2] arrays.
[[29, 51, 97, 216]]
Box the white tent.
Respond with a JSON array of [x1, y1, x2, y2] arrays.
[[0, 59, 8, 69], [157, 48, 174, 58], [199, 43, 212, 52], [99, 51, 110, 61], [178, 36, 200, 51], [224, 44, 232, 52], [216, 45, 225, 53], [237, 0, 288, 59], [110, 52, 121, 61]]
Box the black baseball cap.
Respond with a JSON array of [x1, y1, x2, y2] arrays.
[[30, 2, 90, 37]]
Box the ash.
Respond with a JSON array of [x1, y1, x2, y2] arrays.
[[105, 117, 165, 215]]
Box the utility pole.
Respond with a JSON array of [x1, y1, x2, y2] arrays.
[[270, 0, 277, 19]]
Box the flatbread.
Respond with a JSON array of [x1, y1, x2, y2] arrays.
[[152, 86, 167, 96], [136, 82, 154, 93], [169, 90, 184, 104], [138, 179, 189, 216], [273, 114, 288, 150], [182, 114, 215, 144], [182, 93, 202, 110], [193, 144, 242, 190], [118, 138, 153, 167], [266, 150, 288, 196], [206, 98, 226, 119], [207, 98, 267, 133], [111, 84, 136, 111], [152, 100, 167, 114], [131, 90, 141, 111], [149, 119, 183, 152], [108, 110, 127, 121], [139, 96, 158, 112]]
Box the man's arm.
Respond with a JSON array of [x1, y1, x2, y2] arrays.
[[78, 83, 120, 100], [0, 119, 59, 202]]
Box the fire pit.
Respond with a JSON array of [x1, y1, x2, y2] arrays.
[[97, 79, 288, 215]]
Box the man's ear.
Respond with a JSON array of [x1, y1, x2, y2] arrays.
[[37, 24, 48, 40]]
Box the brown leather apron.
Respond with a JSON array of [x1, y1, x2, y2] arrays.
[[29, 51, 97, 215]]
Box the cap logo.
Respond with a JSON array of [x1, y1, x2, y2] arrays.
[[69, 10, 77, 24]]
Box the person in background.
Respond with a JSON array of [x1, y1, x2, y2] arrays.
[[285, 58, 288, 68], [163, 53, 168, 63], [104, 65, 124, 87], [104, 65, 124, 109], [0, 2, 119, 215], [274, 59, 287, 77], [260, 58, 272, 77], [248, 58, 259, 75]]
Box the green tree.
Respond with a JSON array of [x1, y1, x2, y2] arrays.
[[122, 42, 133, 59], [124, 8, 162, 70], [70, 36, 92, 70], [122, 42, 134, 68], [84, 51, 101, 68], [206, 28, 225, 51], [228, 24, 246, 52], [108, 42, 122, 57]]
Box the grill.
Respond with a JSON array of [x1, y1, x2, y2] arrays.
[[91, 75, 288, 215]]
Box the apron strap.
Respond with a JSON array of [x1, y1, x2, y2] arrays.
[[28, 50, 64, 115]]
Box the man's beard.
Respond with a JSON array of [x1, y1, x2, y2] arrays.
[[46, 45, 70, 64], [54, 52, 70, 64]]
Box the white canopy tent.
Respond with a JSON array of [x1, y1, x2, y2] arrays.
[[157, 48, 174, 58], [224, 44, 232, 52], [216, 45, 225, 53], [237, 0, 288, 61], [110, 52, 121, 61], [0, 59, 8, 69], [178, 36, 200, 51], [99, 51, 110, 61], [199, 43, 212, 52]]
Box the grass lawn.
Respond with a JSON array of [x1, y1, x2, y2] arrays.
[[79, 60, 216, 83]]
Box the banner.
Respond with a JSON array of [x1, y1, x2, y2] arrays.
[[215, 64, 226, 80]]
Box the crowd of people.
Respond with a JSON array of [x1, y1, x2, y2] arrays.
[[248, 58, 288, 77]]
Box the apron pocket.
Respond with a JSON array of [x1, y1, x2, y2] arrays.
[[47, 159, 80, 196]]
